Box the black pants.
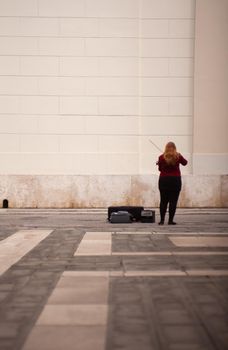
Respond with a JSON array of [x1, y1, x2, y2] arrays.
[[159, 176, 182, 222]]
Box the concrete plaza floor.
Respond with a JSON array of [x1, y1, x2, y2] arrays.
[[0, 208, 228, 350]]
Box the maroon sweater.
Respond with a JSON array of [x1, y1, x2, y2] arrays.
[[157, 154, 188, 177]]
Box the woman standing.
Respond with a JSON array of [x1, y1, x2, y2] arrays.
[[157, 142, 188, 225]]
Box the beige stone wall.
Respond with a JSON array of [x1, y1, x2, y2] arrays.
[[0, 0, 194, 176], [0, 175, 227, 208], [0, 0, 227, 207], [193, 0, 228, 174]]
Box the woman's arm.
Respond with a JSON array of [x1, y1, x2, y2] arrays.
[[156, 155, 163, 171], [179, 154, 188, 166]]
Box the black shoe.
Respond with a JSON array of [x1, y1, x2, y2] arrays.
[[168, 221, 177, 225], [158, 221, 164, 225]]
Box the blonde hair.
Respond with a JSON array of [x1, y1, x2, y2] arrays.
[[163, 142, 179, 165]]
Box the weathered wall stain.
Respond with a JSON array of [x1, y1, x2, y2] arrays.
[[0, 175, 227, 208], [221, 175, 228, 207]]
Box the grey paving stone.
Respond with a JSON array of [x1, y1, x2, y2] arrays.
[[157, 309, 194, 324], [163, 325, 205, 342], [0, 323, 19, 338], [0, 228, 83, 350], [169, 345, 209, 350], [0, 229, 16, 241], [0, 209, 227, 350]]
